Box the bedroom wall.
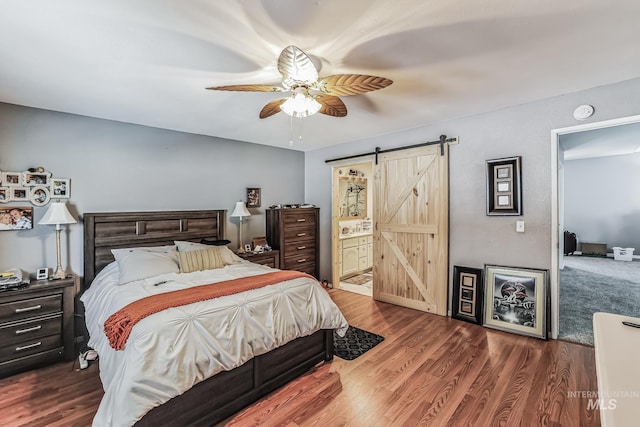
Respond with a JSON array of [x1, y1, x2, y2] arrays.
[[0, 103, 304, 277], [564, 153, 640, 251], [305, 77, 640, 285]]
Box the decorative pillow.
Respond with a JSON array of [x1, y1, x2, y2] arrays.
[[177, 246, 226, 273], [174, 240, 243, 264], [111, 245, 179, 285], [200, 238, 232, 246]]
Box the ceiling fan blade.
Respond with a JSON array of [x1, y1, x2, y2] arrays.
[[317, 74, 393, 96], [278, 45, 318, 85], [316, 94, 347, 117], [206, 84, 284, 92], [259, 98, 286, 119]]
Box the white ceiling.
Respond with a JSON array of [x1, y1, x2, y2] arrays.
[[561, 122, 640, 161], [1, 0, 639, 152]]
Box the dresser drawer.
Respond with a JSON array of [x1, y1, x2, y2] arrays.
[[282, 211, 317, 226], [283, 248, 316, 268], [0, 314, 62, 346], [283, 241, 315, 258], [0, 334, 62, 363], [286, 261, 317, 277], [0, 295, 62, 323], [283, 226, 316, 243]]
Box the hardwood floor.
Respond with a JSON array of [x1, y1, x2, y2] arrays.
[[0, 289, 600, 426]]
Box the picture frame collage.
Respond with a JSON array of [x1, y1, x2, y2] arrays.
[[451, 264, 548, 340], [0, 171, 70, 206], [486, 156, 522, 216]]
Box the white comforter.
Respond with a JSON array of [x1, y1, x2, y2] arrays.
[[81, 261, 348, 427]]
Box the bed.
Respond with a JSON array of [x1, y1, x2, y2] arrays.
[[81, 210, 348, 426]]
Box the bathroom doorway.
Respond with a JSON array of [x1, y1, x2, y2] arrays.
[[331, 159, 374, 296]]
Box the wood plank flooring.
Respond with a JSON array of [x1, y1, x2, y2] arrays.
[[0, 289, 600, 426]]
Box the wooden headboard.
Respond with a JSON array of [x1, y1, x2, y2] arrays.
[[83, 210, 226, 289]]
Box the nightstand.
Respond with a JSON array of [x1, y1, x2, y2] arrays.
[[0, 275, 76, 377], [238, 250, 280, 268]]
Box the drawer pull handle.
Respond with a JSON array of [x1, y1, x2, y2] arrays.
[[297, 259, 306, 263], [15, 325, 42, 335], [296, 219, 306, 222], [16, 342, 42, 352], [297, 233, 306, 237], [15, 305, 42, 313], [297, 246, 306, 250]]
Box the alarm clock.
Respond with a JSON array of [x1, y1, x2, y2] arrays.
[[36, 268, 49, 280]]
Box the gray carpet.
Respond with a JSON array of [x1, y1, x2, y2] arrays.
[[559, 256, 640, 346]]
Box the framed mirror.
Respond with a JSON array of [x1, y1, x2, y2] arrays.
[[339, 177, 367, 219]]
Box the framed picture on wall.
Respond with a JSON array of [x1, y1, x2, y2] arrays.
[[0, 187, 8, 203], [51, 178, 70, 199], [30, 186, 51, 207], [10, 187, 29, 202], [483, 264, 548, 339], [2, 172, 23, 186], [451, 266, 484, 324], [23, 171, 51, 186], [247, 187, 261, 208], [486, 156, 522, 216], [0, 206, 33, 230]]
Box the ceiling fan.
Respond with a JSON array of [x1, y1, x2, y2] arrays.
[[206, 45, 393, 119]]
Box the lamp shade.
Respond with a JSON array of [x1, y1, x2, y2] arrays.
[[38, 202, 77, 225], [230, 201, 251, 218]]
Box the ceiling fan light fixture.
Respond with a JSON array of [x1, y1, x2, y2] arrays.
[[280, 92, 321, 118]]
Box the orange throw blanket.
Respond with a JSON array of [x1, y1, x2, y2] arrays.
[[104, 270, 313, 350]]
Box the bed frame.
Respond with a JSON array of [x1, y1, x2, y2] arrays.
[[83, 210, 334, 426]]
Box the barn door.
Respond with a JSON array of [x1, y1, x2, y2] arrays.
[[373, 144, 449, 315]]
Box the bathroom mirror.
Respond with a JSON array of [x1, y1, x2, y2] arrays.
[[339, 177, 367, 219]]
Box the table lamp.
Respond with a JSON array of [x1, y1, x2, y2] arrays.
[[38, 202, 77, 280], [230, 201, 251, 253]]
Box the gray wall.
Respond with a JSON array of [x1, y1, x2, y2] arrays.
[[564, 153, 640, 251], [0, 103, 304, 277], [305, 77, 640, 283]]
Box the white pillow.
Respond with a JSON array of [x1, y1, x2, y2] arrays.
[[174, 240, 243, 264], [111, 245, 179, 285]]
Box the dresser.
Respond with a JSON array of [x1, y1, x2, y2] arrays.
[[0, 275, 76, 377], [266, 207, 319, 278], [237, 250, 280, 268]]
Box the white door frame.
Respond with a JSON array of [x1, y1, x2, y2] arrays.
[[550, 114, 640, 339]]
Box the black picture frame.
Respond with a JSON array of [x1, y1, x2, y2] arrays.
[[247, 187, 261, 208], [451, 266, 484, 324], [486, 156, 522, 216], [483, 264, 548, 340]]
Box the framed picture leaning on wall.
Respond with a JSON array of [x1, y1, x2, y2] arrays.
[[451, 266, 484, 324], [483, 264, 548, 339]]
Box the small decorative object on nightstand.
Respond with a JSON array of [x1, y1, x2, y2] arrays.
[[237, 250, 280, 269], [0, 274, 77, 377]]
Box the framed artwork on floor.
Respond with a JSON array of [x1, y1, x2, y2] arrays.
[[451, 266, 484, 324], [483, 264, 548, 339], [486, 156, 522, 216]]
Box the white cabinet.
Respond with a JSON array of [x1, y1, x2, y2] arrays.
[[340, 234, 373, 278], [342, 246, 359, 277]]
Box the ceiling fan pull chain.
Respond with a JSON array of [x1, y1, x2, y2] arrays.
[[298, 116, 303, 144], [289, 114, 294, 147]]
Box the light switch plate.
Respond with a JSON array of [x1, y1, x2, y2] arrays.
[[516, 221, 525, 233]]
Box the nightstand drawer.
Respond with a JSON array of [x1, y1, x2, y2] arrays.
[[0, 314, 62, 346], [0, 334, 62, 363], [0, 295, 62, 323]]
